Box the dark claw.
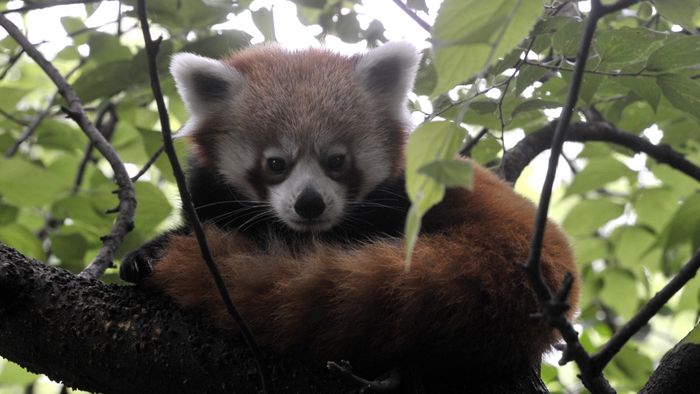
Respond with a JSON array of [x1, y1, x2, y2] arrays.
[[120, 248, 159, 283]]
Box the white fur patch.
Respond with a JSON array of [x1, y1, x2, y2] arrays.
[[355, 42, 421, 125], [215, 134, 258, 199], [170, 52, 244, 136], [269, 159, 346, 232]]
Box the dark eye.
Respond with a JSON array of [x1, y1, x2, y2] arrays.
[[326, 154, 346, 172], [267, 157, 287, 174]]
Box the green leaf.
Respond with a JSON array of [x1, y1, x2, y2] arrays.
[[0, 202, 18, 225], [510, 99, 561, 118], [133, 182, 173, 234], [407, 0, 429, 12], [613, 226, 657, 268], [573, 236, 610, 264], [50, 231, 89, 267], [600, 268, 638, 319], [88, 33, 132, 63], [180, 31, 252, 58], [418, 160, 473, 189], [657, 74, 700, 120], [682, 323, 700, 344], [661, 193, 700, 250], [0, 158, 71, 207], [0, 360, 38, 385], [404, 121, 466, 265], [607, 345, 653, 387], [647, 35, 700, 72], [431, 0, 542, 95], [552, 18, 584, 58], [515, 64, 547, 95], [596, 27, 665, 69], [563, 199, 625, 236], [565, 157, 634, 196], [0, 223, 44, 260], [614, 76, 661, 110], [655, 0, 699, 30]]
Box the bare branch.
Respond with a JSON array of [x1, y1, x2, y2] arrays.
[[521, 0, 640, 392], [497, 121, 700, 184], [5, 61, 83, 158], [390, 0, 431, 33], [0, 13, 136, 279], [592, 248, 700, 369], [72, 102, 118, 194], [130, 145, 165, 183], [4, 92, 58, 158], [135, 1, 272, 392], [0, 48, 24, 80]]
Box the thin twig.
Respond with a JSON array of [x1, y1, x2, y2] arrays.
[[0, 107, 29, 126], [592, 248, 700, 369], [460, 128, 489, 157], [5, 61, 83, 158], [4, 93, 58, 158], [130, 145, 165, 182], [135, 2, 272, 393], [0, 48, 24, 80], [0, 13, 136, 280], [390, 0, 431, 33], [522, 0, 640, 392], [72, 103, 118, 194]]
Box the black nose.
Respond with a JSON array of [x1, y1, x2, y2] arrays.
[[294, 188, 325, 219]]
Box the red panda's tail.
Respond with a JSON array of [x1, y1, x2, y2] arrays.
[[147, 165, 578, 374]]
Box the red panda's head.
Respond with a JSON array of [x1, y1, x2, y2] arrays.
[[170, 43, 420, 233]]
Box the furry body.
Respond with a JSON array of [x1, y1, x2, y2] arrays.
[[121, 44, 579, 379]]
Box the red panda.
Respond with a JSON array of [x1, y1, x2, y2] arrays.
[[120, 43, 579, 384]]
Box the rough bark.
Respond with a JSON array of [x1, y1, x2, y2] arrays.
[[0, 242, 547, 393], [640, 341, 700, 394]]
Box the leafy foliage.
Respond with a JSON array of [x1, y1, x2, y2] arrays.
[[1, 0, 700, 392]]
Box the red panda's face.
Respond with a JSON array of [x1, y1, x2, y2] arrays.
[[170, 43, 420, 233]]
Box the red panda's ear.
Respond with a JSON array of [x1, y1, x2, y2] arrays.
[[170, 53, 244, 136], [355, 42, 421, 123]]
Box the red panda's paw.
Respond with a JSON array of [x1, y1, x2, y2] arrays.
[[120, 246, 159, 283]]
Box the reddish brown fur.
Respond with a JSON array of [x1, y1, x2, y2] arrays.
[[190, 46, 405, 178], [146, 163, 579, 374]]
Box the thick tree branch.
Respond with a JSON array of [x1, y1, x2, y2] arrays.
[[0, 243, 552, 393], [136, 2, 271, 392], [640, 340, 700, 393], [497, 121, 700, 184], [0, 14, 136, 280]]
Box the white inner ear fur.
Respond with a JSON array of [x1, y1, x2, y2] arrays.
[[170, 52, 244, 136], [354, 42, 421, 125]]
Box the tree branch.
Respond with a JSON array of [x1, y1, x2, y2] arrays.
[[521, 1, 639, 392], [4, 60, 82, 158], [135, 2, 272, 392], [497, 121, 700, 185], [0, 243, 553, 393], [390, 0, 431, 33], [592, 248, 700, 369], [0, 14, 136, 280]]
